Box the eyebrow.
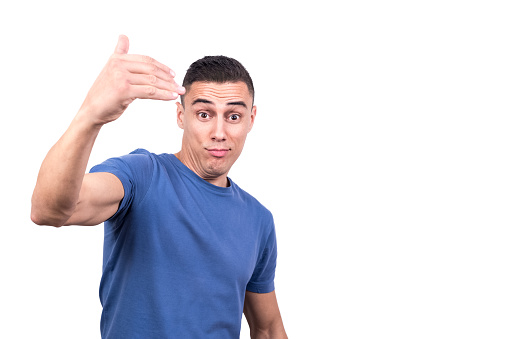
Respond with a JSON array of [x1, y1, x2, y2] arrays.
[[191, 98, 248, 108], [191, 98, 214, 106]]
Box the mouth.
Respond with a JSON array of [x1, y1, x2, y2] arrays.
[[206, 148, 230, 158]]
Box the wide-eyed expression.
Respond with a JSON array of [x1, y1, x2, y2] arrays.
[[176, 81, 256, 187]]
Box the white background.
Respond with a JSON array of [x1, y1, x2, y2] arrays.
[[1, 1, 507, 338]]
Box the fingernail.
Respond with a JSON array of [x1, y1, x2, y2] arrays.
[[170, 70, 176, 77]]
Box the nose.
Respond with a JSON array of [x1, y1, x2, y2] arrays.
[[211, 118, 226, 142]]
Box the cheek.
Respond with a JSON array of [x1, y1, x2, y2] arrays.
[[231, 129, 249, 147], [184, 121, 208, 141]]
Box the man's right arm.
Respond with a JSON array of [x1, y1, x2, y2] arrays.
[[31, 111, 126, 226], [30, 35, 185, 227]]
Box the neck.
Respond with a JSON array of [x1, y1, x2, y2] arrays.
[[174, 151, 230, 188]]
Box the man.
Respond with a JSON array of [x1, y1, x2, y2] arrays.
[[31, 35, 287, 339]]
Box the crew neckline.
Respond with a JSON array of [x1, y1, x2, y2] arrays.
[[165, 153, 234, 195]]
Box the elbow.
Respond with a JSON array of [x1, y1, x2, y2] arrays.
[[31, 188, 77, 227], [30, 205, 71, 227], [30, 211, 63, 227]]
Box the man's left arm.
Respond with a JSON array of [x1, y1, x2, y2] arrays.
[[244, 290, 288, 339]]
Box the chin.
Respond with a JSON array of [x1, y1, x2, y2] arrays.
[[206, 161, 231, 177]]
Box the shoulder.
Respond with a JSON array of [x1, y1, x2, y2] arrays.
[[90, 148, 166, 185], [122, 148, 159, 164], [98, 148, 162, 169], [232, 181, 274, 223]]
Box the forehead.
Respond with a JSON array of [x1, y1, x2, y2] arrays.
[[184, 81, 253, 107]]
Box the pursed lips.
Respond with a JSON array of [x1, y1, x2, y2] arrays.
[[206, 148, 231, 158]]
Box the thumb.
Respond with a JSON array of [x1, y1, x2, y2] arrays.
[[114, 35, 129, 54]]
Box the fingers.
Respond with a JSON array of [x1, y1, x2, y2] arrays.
[[127, 73, 185, 98], [123, 60, 175, 83], [130, 85, 180, 101], [109, 37, 185, 102], [112, 36, 174, 79], [112, 54, 180, 86], [110, 55, 185, 100], [114, 35, 129, 54], [115, 53, 175, 77]]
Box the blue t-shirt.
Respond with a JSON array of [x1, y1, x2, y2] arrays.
[[89, 149, 277, 338]]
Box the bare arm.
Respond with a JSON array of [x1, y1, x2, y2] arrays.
[[244, 291, 288, 339], [31, 112, 107, 226], [62, 172, 125, 226], [31, 35, 185, 227]]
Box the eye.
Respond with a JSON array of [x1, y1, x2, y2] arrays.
[[229, 114, 241, 121], [198, 112, 210, 119]]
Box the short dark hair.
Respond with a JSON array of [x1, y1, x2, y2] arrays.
[[181, 56, 254, 107]]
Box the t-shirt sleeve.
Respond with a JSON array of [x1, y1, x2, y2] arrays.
[[246, 220, 278, 294], [89, 148, 154, 223]]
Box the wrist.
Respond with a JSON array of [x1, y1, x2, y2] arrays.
[[74, 106, 106, 131]]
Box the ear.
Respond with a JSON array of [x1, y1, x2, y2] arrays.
[[248, 105, 257, 132], [176, 102, 185, 129]]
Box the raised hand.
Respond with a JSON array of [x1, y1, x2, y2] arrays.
[[32, 35, 187, 227], [79, 35, 185, 126]]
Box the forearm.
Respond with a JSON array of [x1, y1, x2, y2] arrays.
[[250, 323, 288, 339], [31, 109, 102, 226], [31, 35, 183, 226], [244, 291, 288, 339]]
